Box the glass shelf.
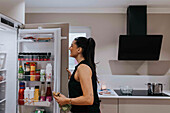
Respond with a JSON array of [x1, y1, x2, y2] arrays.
[[0, 99, 6, 104], [0, 80, 6, 84], [0, 52, 6, 54], [0, 69, 6, 71]]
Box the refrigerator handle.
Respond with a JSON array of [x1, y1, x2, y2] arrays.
[[61, 37, 67, 40]]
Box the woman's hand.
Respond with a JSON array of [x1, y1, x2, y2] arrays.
[[66, 68, 72, 80], [54, 93, 69, 106]]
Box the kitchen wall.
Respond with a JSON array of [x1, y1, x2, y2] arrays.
[[26, 13, 170, 90]]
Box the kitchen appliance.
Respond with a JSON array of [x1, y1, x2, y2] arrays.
[[0, 13, 68, 113], [114, 90, 169, 96], [120, 86, 133, 95], [118, 5, 163, 60], [147, 83, 163, 94]]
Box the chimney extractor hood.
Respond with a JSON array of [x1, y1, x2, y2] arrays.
[[118, 6, 163, 60]]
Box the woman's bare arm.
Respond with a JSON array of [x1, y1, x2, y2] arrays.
[[65, 64, 94, 105]]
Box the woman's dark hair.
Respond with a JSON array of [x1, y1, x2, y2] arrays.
[[74, 37, 97, 81]]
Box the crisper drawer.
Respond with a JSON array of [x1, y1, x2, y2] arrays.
[[0, 83, 6, 100]]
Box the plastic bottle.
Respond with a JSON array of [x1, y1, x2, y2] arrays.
[[40, 69, 45, 82], [18, 82, 25, 105], [29, 87, 35, 105], [40, 82, 46, 101], [46, 82, 52, 102], [34, 86, 40, 102], [24, 87, 29, 105], [46, 63, 52, 82], [18, 65, 24, 80], [30, 63, 35, 81]]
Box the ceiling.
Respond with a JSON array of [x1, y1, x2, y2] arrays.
[[25, 0, 170, 13]]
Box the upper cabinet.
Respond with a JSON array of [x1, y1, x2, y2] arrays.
[[0, 0, 25, 24]]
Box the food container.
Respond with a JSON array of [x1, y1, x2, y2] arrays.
[[120, 86, 133, 95]]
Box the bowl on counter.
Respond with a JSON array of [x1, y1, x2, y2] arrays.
[[120, 86, 133, 95]]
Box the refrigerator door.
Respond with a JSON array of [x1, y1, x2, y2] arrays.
[[0, 22, 18, 113], [23, 23, 69, 97], [17, 28, 63, 113]]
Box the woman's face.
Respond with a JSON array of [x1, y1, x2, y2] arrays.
[[69, 40, 79, 58]]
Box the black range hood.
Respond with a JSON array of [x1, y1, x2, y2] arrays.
[[118, 5, 163, 60]]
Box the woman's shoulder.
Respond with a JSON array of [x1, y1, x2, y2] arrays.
[[77, 63, 91, 71], [77, 64, 92, 75]]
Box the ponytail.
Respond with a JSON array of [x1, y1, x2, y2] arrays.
[[75, 37, 97, 81]]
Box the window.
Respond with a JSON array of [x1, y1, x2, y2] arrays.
[[69, 26, 91, 72]]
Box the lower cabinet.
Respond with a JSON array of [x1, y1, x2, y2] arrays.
[[100, 99, 118, 113], [119, 99, 170, 113]]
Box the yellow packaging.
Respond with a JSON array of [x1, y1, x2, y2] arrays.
[[34, 86, 39, 102]]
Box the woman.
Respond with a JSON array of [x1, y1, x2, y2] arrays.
[[54, 37, 100, 113]]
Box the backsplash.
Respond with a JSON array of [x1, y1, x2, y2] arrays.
[[98, 75, 170, 90]]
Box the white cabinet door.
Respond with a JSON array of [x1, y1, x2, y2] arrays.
[[119, 99, 170, 113], [100, 99, 118, 113]]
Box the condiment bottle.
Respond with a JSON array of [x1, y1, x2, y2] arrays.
[[35, 69, 40, 81], [18, 82, 25, 105], [46, 82, 52, 102], [40, 69, 45, 82], [25, 53, 29, 61], [18, 65, 24, 80], [34, 86, 40, 102], [20, 53, 24, 61], [40, 82, 46, 101], [25, 62, 30, 81], [18, 53, 21, 61], [47, 52, 51, 61], [30, 63, 35, 81]]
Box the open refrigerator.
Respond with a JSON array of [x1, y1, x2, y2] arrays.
[[0, 13, 67, 113]]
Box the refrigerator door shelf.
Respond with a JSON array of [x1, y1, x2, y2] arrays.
[[0, 69, 6, 71], [18, 39, 54, 43], [0, 80, 6, 84], [18, 101, 52, 107], [18, 60, 54, 62], [17, 75, 53, 82]]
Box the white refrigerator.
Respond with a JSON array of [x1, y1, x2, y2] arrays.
[[0, 13, 67, 113]]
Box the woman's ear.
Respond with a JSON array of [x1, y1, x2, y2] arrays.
[[78, 47, 82, 53]]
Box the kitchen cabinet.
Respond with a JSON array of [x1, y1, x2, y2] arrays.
[[0, 0, 25, 23], [100, 99, 118, 113], [119, 99, 170, 113]]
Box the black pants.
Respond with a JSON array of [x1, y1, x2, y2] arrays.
[[71, 112, 101, 113], [72, 112, 88, 113]]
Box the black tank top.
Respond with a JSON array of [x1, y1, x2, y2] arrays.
[[68, 60, 100, 113]]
